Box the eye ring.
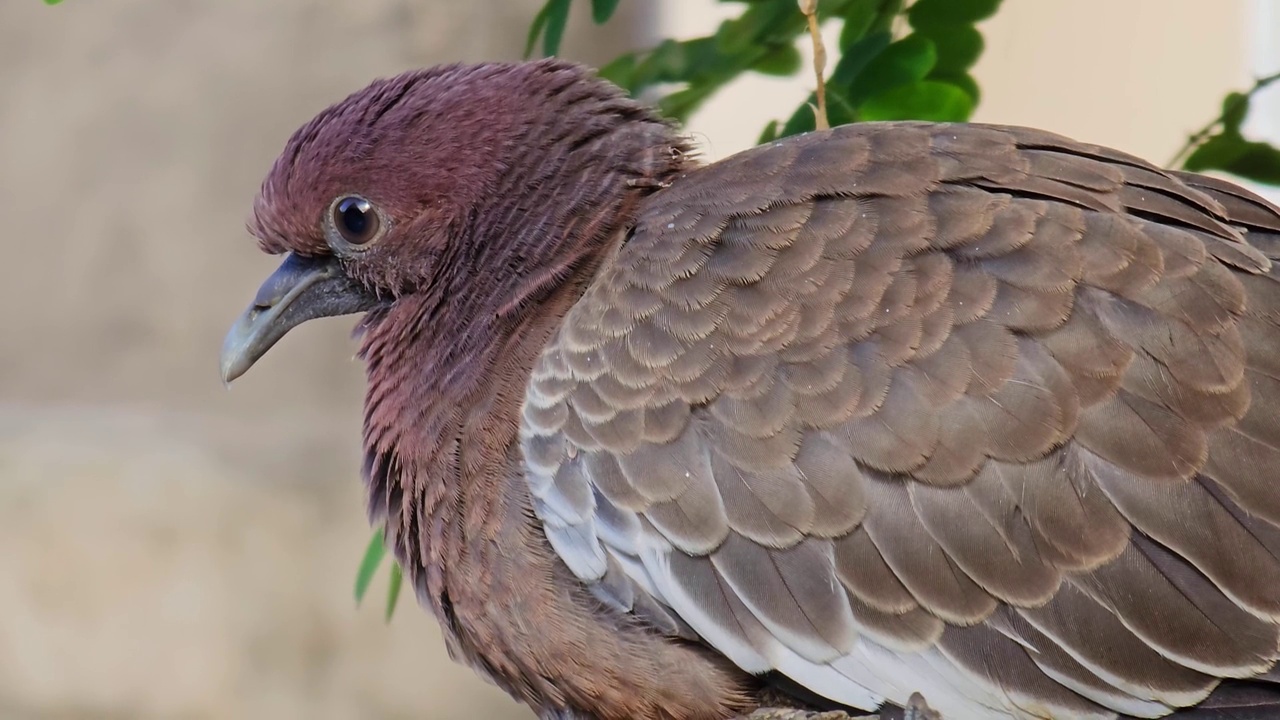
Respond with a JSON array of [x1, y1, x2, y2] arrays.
[[326, 194, 386, 250]]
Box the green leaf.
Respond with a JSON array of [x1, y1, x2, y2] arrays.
[[907, 0, 1002, 31], [836, 0, 879, 48], [597, 53, 638, 88], [44, 0, 63, 4], [682, 36, 738, 80], [659, 84, 718, 122], [631, 39, 689, 88], [524, 2, 550, 57], [715, 1, 805, 55], [525, 0, 573, 58], [1185, 133, 1249, 171], [825, 86, 861, 127], [921, 25, 984, 74], [867, 0, 905, 34], [590, 0, 620, 24], [1223, 142, 1280, 185], [385, 563, 404, 622], [859, 80, 974, 122], [829, 30, 892, 88], [628, 32, 764, 119], [542, 0, 573, 57], [843, 33, 937, 106], [931, 71, 981, 103], [751, 44, 803, 76], [779, 92, 820, 138], [354, 529, 386, 605], [1221, 91, 1251, 134], [757, 120, 780, 144], [524, 1, 552, 59], [1185, 132, 1280, 185]]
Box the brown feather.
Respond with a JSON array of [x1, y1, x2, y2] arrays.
[[861, 471, 997, 624], [909, 470, 1061, 606], [1073, 540, 1276, 676], [833, 527, 919, 615], [711, 535, 858, 663], [238, 69, 1280, 718], [1014, 590, 1216, 708], [848, 593, 944, 653], [938, 622, 1113, 719], [985, 449, 1130, 572], [792, 432, 868, 538]]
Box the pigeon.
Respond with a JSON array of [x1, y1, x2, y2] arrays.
[[221, 59, 1280, 720]]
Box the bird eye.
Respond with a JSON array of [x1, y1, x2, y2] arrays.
[[330, 195, 382, 247]]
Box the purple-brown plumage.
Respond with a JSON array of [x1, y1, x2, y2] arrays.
[[223, 58, 1280, 720], [234, 60, 752, 720]]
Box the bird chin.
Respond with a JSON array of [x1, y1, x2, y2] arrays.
[[219, 252, 386, 384]]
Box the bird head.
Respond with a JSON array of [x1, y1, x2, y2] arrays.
[[220, 59, 686, 384]]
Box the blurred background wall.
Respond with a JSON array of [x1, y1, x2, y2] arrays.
[[0, 1, 1273, 719]]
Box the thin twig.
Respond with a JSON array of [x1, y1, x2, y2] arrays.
[[798, 0, 829, 130], [1167, 70, 1280, 169]]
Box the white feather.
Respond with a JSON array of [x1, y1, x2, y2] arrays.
[[543, 517, 607, 581], [643, 548, 773, 673]]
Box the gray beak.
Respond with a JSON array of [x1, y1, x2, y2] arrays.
[[219, 253, 384, 383]]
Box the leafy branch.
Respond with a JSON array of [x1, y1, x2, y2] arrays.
[[1169, 70, 1280, 184], [529, 0, 999, 145]]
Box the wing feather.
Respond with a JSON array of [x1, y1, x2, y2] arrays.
[[519, 121, 1280, 719]]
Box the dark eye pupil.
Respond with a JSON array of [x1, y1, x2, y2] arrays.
[[334, 196, 377, 244], [341, 202, 368, 235]]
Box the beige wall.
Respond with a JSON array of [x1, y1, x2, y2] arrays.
[[974, 0, 1253, 165], [0, 1, 1270, 719]]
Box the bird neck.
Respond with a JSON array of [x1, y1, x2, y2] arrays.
[[355, 116, 693, 575], [353, 246, 752, 720], [346, 135, 751, 718], [357, 254, 598, 591], [354, 251, 609, 700]]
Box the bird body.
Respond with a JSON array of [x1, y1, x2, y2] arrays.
[[221, 60, 1280, 720]]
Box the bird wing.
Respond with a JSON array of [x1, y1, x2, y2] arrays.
[[519, 121, 1280, 720]]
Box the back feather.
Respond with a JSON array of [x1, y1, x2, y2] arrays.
[[521, 121, 1280, 719]]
